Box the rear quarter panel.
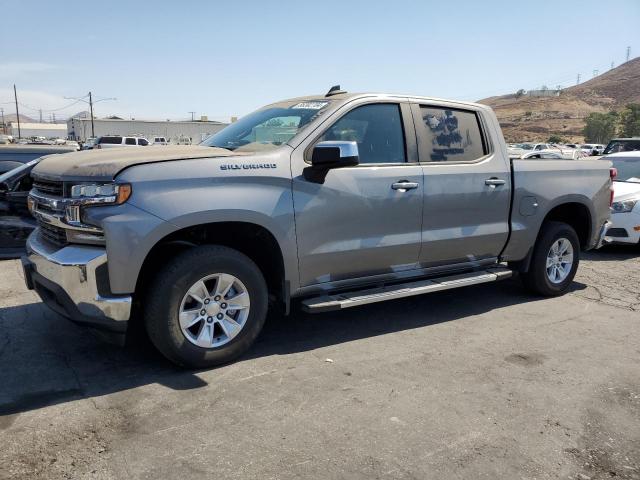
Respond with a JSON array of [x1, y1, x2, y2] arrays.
[[502, 159, 612, 261]]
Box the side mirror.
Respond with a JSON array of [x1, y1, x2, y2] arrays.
[[311, 141, 359, 169]]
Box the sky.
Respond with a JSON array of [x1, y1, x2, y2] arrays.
[[1, 0, 639, 122]]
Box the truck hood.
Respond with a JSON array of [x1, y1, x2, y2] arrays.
[[31, 145, 248, 182], [613, 180, 640, 201]]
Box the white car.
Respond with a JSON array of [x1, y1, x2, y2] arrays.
[[580, 144, 605, 156], [94, 135, 149, 149], [521, 151, 564, 159], [603, 152, 640, 245], [151, 136, 168, 145], [509, 143, 582, 159]]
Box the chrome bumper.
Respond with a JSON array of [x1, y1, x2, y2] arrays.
[[595, 220, 612, 249], [22, 231, 131, 332]]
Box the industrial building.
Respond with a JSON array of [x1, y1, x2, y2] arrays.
[[67, 116, 228, 143], [9, 122, 67, 139]]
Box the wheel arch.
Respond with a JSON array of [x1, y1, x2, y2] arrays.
[[134, 220, 290, 312]]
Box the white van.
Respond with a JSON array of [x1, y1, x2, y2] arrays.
[[94, 136, 149, 149]]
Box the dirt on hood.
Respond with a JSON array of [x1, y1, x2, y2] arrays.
[[31, 145, 248, 182]]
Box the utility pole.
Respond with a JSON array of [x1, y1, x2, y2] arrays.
[[0, 108, 5, 134], [13, 84, 21, 139], [39, 109, 43, 123], [627, 46, 631, 63], [89, 91, 95, 138], [611, 61, 614, 70], [576, 73, 581, 85], [189, 111, 195, 121], [52, 113, 56, 123]]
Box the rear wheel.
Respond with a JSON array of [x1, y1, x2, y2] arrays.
[[144, 245, 268, 368], [521, 221, 580, 296]]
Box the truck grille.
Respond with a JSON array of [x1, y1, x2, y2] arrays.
[[33, 179, 64, 197], [38, 222, 68, 248]]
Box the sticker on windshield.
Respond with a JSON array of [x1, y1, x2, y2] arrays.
[[291, 101, 328, 110]]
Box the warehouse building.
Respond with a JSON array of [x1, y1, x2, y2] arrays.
[[9, 122, 67, 139], [67, 116, 228, 143]]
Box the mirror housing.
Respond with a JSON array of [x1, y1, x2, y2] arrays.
[[311, 141, 359, 169]]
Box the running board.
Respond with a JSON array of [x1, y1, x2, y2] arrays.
[[301, 267, 514, 313]]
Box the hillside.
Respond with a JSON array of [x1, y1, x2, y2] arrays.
[[479, 57, 640, 142]]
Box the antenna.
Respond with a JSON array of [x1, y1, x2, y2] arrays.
[[627, 46, 631, 63], [326, 85, 346, 97], [576, 73, 581, 85]]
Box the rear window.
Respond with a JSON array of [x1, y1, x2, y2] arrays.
[[417, 106, 487, 162], [98, 136, 122, 144]]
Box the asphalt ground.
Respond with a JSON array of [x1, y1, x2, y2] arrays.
[[1, 246, 639, 479]]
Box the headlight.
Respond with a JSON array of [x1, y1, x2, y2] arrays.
[[611, 199, 638, 214], [70, 183, 132, 205]]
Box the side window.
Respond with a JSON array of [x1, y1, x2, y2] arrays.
[[138, 138, 149, 146], [318, 103, 406, 164], [418, 106, 486, 162], [125, 138, 136, 145]]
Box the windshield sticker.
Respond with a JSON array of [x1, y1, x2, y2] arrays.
[[291, 101, 328, 110]]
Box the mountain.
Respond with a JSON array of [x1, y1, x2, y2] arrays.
[[1, 113, 36, 123], [479, 57, 640, 142]]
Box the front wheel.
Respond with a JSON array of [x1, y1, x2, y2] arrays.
[[144, 245, 268, 368], [521, 221, 580, 296]]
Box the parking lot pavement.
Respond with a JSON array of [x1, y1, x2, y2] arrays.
[[1, 248, 639, 480]]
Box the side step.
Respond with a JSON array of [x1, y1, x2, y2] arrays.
[[301, 267, 513, 313]]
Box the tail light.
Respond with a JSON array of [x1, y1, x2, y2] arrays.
[[609, 168, 617, 206]]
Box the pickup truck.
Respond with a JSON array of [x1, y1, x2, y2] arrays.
[[22, 89, 613, 368]]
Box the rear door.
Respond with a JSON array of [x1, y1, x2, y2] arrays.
[[411, 102, 511, 269], [291, 100, 424, 287]]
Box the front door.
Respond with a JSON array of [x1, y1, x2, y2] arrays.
[[292, 102, 424, 287]]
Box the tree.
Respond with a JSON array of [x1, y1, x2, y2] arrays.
[[515, 89, 526, 98], [547, 135, 565, 144], [583, 112, 618, 143], [618, 104, 640, 137]]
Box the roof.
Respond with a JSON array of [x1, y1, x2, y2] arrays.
[[266, 92, 488, 110]]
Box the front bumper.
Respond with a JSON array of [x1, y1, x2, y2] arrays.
[[595, 220, 613, 249], [22, 231, 132, 333], [604, 211, 640, 245]]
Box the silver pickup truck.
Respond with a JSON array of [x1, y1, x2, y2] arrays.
[[22, 89, 613, 368]]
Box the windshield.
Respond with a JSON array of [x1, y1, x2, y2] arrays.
[[603, 139, 640, 155], [609, 157, 640, 182], [519, 144, 534, 150], [201, 100, 332, 152]]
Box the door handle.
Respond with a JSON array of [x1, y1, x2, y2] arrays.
[[391, 181, 419, 192], [485, 178, 506, 187]]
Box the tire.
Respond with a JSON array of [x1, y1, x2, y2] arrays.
[[521, 221, 580, 296], [144, 245, 268, 368]]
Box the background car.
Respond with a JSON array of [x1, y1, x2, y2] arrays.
[[94, 135, 150, 148], [0, 159, 38, 258], [152, 136, 168, 145], [521, 151, 564, 159], [580, 143, 605, 156], [602, 152, 640, 245], [603, 138, 640, 155]]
